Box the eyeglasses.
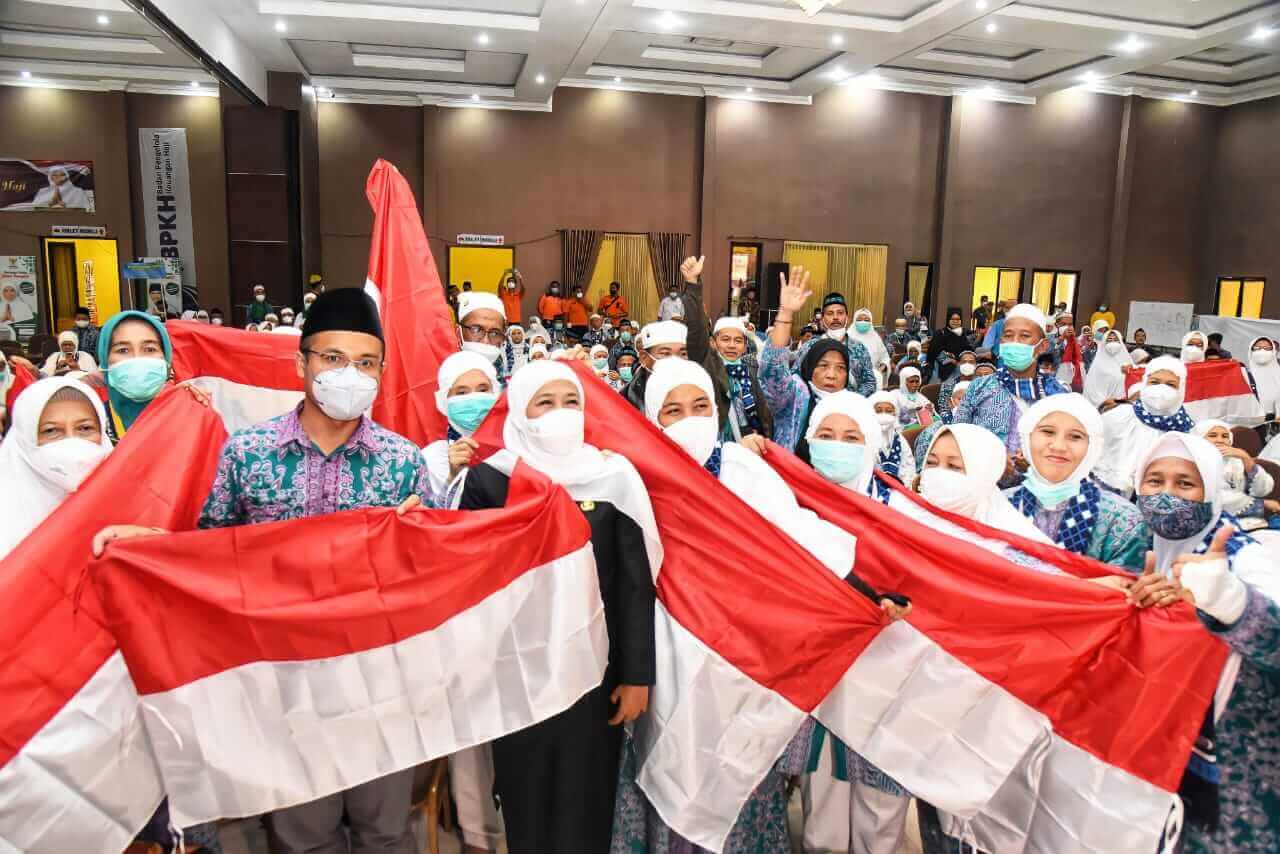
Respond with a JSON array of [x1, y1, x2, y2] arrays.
[[303, 348, 383, 374], [461, 324, 506, 344]]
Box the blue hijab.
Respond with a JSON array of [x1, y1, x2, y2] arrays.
[[97, 310, 173, 431]]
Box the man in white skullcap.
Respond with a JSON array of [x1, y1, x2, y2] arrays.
[[457, 291, 510, 387], [953, 303, 1068, 455], [712, 315, 772, 439]]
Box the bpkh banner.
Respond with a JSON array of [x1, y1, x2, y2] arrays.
[[138, 128, 197, 293], [0, 159, 95, 212]]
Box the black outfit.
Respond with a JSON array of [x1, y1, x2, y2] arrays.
[[460, 464, 655, 854], [622, 277, 735, 433], [926, 323, 971, 383]]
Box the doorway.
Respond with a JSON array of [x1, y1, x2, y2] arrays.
[[39, 237, 123, 334]]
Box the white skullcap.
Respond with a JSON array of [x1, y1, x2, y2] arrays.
[[57, 330, 78, 347], [270, 324, 303, 336], [639, 320, 688, 350], [644, 358, 716, 422], [713, 316, 747, 335], [434, 350, 499, 415], [457, 291, 506, 323], [1005, 303, 1048, 333]]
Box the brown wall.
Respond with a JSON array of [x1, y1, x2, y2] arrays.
[[701, 88, 946, 319], [125, 92, 230, 313], [317, 102, 424, 289], [1112, 98, 1218, 330], [0, 87, 134, 290], [1204, 96, 1280, 319], [937, 89, 1125, 321]]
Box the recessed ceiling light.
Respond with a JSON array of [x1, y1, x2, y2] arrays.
[[1251, 26, 1274, 41], [614, 75, 622, 83], [746, 86, 754, 93], [190, 80, 200, 88], [1079, 70, 1098, 83], [982, 85, 997, 97], [471, 93, 479, 101], [825, 66, 848, 80], [975, 0, 987, 8], [477, 33, 489, 45], [658, 11, 679, 29], [831, 34, 844, 46], [97, 13, 110, 25], [1190, 89, 1199, 97], [1117, 35, 1145, 53], [20, 70, 31, 78], [985, 21, 998, 33], [535, 73, 546, 84], [274, 20, 287, 32]]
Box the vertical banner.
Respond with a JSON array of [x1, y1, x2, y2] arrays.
[[0, 255, 41, 344], [138, 129, 197, 299]]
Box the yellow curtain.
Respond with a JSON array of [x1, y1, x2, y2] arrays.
[[783, 241, 888, 323], [585, 233, 659, 324], [907, 265, 929, 311]]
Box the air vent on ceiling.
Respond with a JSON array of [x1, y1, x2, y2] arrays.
[[690, 37, 735, 48]]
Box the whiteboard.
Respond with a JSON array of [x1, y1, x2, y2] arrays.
[[1127, 301, 1194, 348]]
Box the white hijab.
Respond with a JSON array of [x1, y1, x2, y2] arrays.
[[848, 308, 889, 386], [1247, 337, 1280, 417], [1134, 432, 1224, 574], [0, 377, 112, 559], [1181, 330, 1207, 364], [895, 366, 928, 418], [1082, 329, 1132, 406], [1143, 356, 1189, 410], [489, 361, 663, 579], [1016, 393, 1104, 499], [805, 389, 884, 495], [506, 325, 529, 371], [868, 390, 901, 446], [433, 350, 499, 431], [920, 423, 1052, 543]]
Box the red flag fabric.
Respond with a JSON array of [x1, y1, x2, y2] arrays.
[[1060, 332, 1085, 391], [5, 360, 34, 409], [0, 390, 226, 853], [170, 320, 304, 391], [1124, 358, 1253, 402], [364, 159, 459, 446]]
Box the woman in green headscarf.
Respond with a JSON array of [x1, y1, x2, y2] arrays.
[[96, 310, 173, 442]]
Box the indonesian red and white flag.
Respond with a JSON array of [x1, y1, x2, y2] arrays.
[[1126, 359, 1264, 425]]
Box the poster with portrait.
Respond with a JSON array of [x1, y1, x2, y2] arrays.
[[0, 159, 96, 212], [0, 256, 41, 344]]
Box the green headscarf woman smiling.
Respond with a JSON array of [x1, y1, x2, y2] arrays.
[[96, 310, 172, 440]]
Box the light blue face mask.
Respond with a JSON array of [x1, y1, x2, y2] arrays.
[[808, 438, 866, 484], [621, 332, 633, 344], [620, 365, 634, 382], [1023, 469, 1078, 509], [593, 357, 608, 369], [446, 392, 497, 434], [853, 320, 872, 334], [1000, 342, 1037, 371], [108, 357, 168, 402]]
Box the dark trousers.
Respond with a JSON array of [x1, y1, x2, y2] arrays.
[[491, 684, 622, 854], [265, 767, 415, 854]]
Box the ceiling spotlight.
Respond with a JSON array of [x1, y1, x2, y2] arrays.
[[614, 75, 622, 83], [97, 13, 110, 25], [982, 84, 997, 97], [1189, 89, 1199, 97], [190, 80, 200, 88], [535, 73, 546, 84], [471, 93, 480, 101], [825, 66, 848, 80], [975, 0, 987, 8], [746, 86, 754, 93], [985, 21, 998, 33], [1117, 35, 1145, 53], [20, 70, 31, 78], [477, 32, 489, 45], [831, 34, 844, 46], [1079, 70, 1098, 83], [658, 11, 679, 29], [275, 20, 287, 32], [1251, 26, 1274, 41]]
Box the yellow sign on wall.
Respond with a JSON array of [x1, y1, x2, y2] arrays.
[[447, 245, 515, 295], [42, 237, 122, 333]]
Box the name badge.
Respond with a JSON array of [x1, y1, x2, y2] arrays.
[[579, 500, 596, 512]]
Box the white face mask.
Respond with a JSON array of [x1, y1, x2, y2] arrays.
[[255, 293, 265, 302], [663, 415, 718, 466], [461, 339, 502, 362], [32, 437, 110, 493], [1181, 345, 1205, 363], [958, 362, 976, 377], [1140, 382, 1180, 414], [526, 408, 585, 457], [1105, 341, 1124, 356], [75, 319, 89, 329], [919, 467, 979, 517], [949, 321, 962, 330], [1252, 348, 1276, 366], [826, 327, 848, 341], [311, 364, 378, 422], [211, 317, 223, 326]]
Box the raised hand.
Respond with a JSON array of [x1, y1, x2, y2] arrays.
[[778, 266, 812, 316], [680, 255, 706, 284]]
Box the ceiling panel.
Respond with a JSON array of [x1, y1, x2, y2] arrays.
[[291, 38, 523, 84], [1017, 0, 1272, 28], [598, 29, 831, 80]]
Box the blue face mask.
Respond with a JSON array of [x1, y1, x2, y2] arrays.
[[108, 357, 168, 402], [621, 332, 632, 344], [854, 320, 872, 334], [593, 357, 608, 369], [1137, 493, 1216, 540], [1000, 342, 1037, 371], [620, 366, 634, 382], [446, 392, 497, 434], [808, 439, 866, 484], [722, 356, 742, 367], [1023, 470, 1079, 509]]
